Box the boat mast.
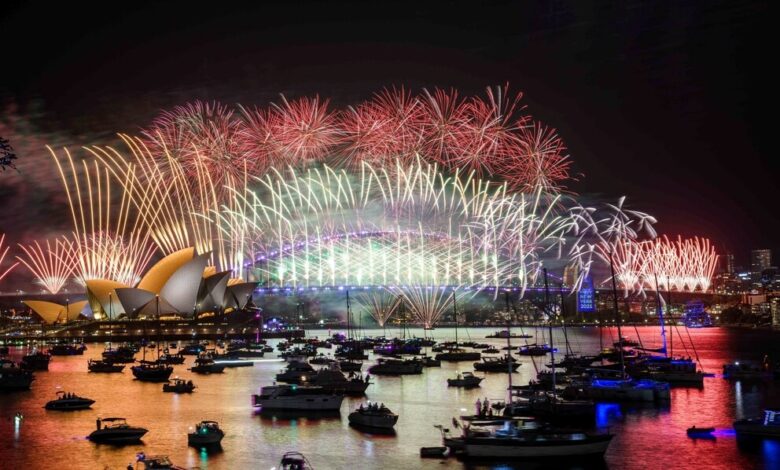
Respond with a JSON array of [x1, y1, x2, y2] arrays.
[[156, 295, 161, 361], [653, 274, 668, 357], [346, 290, 351, 342], [608, 249, 626, 379], [559, 284, 572, 356], [543, 268, 556, 393], [667, 276, 673, 357], [453, 295, 458, 348], [504, 291, 513, 404]]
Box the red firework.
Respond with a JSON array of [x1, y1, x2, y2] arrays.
[[500, 123, 572, 192], [341, 87, 425, 167], [144, 101, 251, 188], [419, 88, 470, 165], [444, 85, 529, 177], [269, 95, 342, 165]]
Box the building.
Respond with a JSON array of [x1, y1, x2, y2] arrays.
[[723, 253, 735, 274], [751, 249, 772, 282]]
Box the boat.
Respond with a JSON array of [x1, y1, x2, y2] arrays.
[[483, 347, 500, 354], [612, 336, 640, 348], [102, 345, 136, 363], [301, 363, 371, 395], [0, 358, 35, 391], [435, 348, 482, 362], [420, 356, 441, 367], [88, 417, 148, 444], [309, 354, 334, 365], [189, 353, 226, 374], [456, 420, 614, 459], [632, 356, 705, 385], [474, 355, 520, 373], [48, 343, 86, 356], [723, 360, 773, 380], [188, 420, 224, 446], [44, 391, 95, 410], [137, 455, 187, 470], [486, 330, 532, 339], [504, 391, 595, 422], [279, 451, 314, 470], [180, 343, 206, 355], [348, 402, 398, 429], [734, 408, 780, 439], [276, 360, 316, 383], [686, 426, 715, 438], [132, 362, 174, 382], [88, 359, 125, 373], [21, 349, 51, 370], [252, 384, 344, 411], [569, 377, 670, 402], [368, 358, 423, 375], [163, 378, 196, 393], [517, 344, 555, 356], [447, 371, 483, 388], [157, 352, 186, 365]]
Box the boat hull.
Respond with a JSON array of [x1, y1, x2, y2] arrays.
[[465, 435, 612, 458], [253, 395, 344, 411]]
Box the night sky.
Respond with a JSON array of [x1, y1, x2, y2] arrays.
[[0, 1, 775, 274]]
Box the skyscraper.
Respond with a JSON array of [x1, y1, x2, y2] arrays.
[[751, 249, 771, 281], [723, 253, 735, 274]]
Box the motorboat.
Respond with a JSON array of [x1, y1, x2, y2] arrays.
[[189, 354, 226, 374], [632, 356, 705, 385], [276, 360, 316, 383], [504, 392, 595, 422], [455, 419, 613, 459], [21, 349, 51, 370], [163, 378, 196, 393], [420, 356, 441, 367], [567, 376, 670, 402], [0, 358, 35, 391], [348, 402, 398, 429], [368, 358, 423, 375], [734, 408, 780, 439], [180, 343, 205, 355], [157, 352, 186, 365], [188, 420, 224, 446], [137, 455, 186, 470], [483, 347, 500, 354], [279, 451, 314, 470], [435, 348, 481, 362], [309, 354, 335, 365], [447, 371, 483, 388], [686, 426, 715, 438], [473, 355, 520, 373], [338, 360, 363, 372], [88, 417, 148, 444], [88, 359, 125, 373], [48, 343, 86, 356], [131, 362, 174, 382], [44, 391, 95, 410], [252, 384, 344, 411], [723, 360, 773, 380]]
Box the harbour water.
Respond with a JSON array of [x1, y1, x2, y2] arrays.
[[1, 326, 778, 469]]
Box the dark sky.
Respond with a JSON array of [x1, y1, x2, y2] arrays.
[[0, 0, 775, 267]]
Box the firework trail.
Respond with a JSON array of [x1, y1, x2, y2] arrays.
[[354, 290, 401, 327], [0, 233, 19, 285], [16, 237, 76, 294]]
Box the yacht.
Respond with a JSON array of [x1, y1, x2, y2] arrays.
[[21, 349, 51, 370], [454, 420, 614, 458], [44, 391, 95, 410], [486, 330, 532, 339], [723, 360, 773, 380], [0, 359, 35, 391], [157, 352, 186, 365], [88, 359, 125, 373], [435, 348, 481, 362], [447, 371, 483, 388], [368, 358, 423, 375], [189, 354, 226, 374], [188, 420, 224, 446], [276, 360, 316, 383], [474, 355, 520, 373], [252, 384, 344, 411], [632, 356, 705, 385], [88, 417, 148, 444], [568, 377, 670, 402], [48, 343, 86, 356], [420, 356, 441, 367], [517, 344, 555, 356], [131, 362, 174, 382], [348, 402, 398, 429], [137, 455, 187, 470], [734, 408, 780, 438], [163, 378, 196, 393], [102, 345, 136, 363], [301, 363, 371, 395]]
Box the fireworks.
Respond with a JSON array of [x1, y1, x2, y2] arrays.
[[16, 238, 76, 294], [354, 290, 401, 327], [641, 236, 719, 292], [49, 147, 156, 286], [386, 286, 462, 329], [0, 233, 19, 284]]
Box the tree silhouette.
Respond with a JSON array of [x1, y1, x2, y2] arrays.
[[0, 137, 18, 171]]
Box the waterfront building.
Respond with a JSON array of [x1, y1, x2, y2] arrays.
[[751, 249, 772, 282]]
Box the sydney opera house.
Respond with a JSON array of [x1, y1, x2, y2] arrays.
[[23, 248, 257, 325]]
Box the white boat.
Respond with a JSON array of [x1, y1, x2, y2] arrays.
[[276, 360, 316, 383], [348, 403, 398, 429], [252, 384, 344, 411]]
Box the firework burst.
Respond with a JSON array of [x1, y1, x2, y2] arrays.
[[16, 238, 76, 294], [0, 233, 19, 285], [354, 290, 401, 327]]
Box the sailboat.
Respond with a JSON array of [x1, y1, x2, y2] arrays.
[[435, 296, 481, 362], [131, 296, 174, 382]]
